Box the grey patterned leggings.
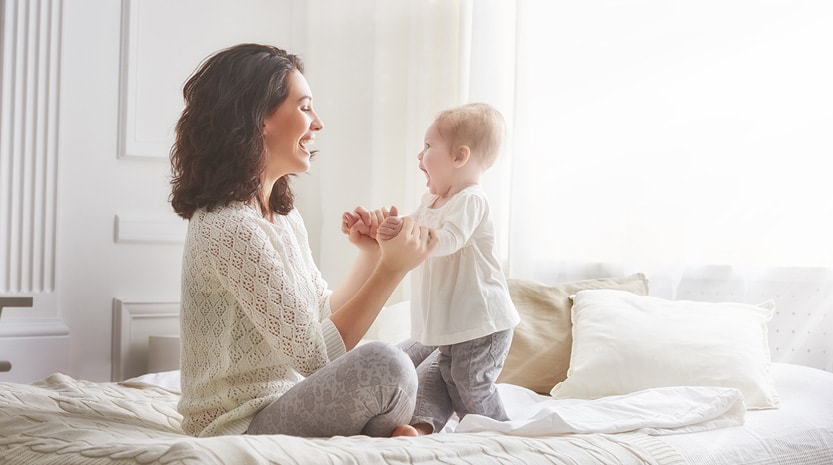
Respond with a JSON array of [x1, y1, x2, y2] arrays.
[[247, 341, 417, 437], [399, 329, 513, 433]]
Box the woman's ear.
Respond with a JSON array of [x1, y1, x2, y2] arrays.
[[453, 145, 471, 167]]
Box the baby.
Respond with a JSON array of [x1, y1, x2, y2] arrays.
[[346, 102, 519, 434]]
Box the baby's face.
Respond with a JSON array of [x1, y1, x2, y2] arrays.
[[417, 122, 457, 197]]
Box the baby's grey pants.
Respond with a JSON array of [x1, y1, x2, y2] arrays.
[[398, 329, 513, 433]]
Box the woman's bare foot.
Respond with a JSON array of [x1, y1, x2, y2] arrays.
[[390, 423, 433, 437], [390, 425, 419, 437]]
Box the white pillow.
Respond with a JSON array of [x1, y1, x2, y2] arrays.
[[551, 289, 779, 409]]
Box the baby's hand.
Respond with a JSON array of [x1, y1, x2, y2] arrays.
[[377, 215, 403, 241], [342, 206, 399, 239]]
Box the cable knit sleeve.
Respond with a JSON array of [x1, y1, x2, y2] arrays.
[[198, 206, 345, 375]]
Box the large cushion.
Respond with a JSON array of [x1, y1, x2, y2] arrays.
[[497, 274, 649, 394]]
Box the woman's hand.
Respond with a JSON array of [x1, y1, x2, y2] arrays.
[[342, 206, 398, 253], [330, 211, 435, 350], [377, 216, 437, 274]]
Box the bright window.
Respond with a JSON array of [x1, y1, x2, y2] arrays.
[[508, 1, 833, 271]]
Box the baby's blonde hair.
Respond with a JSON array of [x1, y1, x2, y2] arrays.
[[434, 103, 505, 169]]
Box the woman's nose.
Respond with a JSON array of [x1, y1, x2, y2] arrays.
[[311, 112, 324, 131]]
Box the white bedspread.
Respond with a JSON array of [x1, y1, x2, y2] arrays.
[[0, 373, 685, 465], [457, 383, 746, 436], [4, 364, 830, 465]]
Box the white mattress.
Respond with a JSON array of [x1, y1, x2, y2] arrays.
[[660, 362, 833, 464]]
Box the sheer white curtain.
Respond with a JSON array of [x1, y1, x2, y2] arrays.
[[299, 0, 516, 299], [507, 1, 833, 281], [299, 0, 475, 297]]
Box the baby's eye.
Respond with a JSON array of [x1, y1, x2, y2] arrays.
[[301, 107, 312, 112]]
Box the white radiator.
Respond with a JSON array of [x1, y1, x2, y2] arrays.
[[0, 0, 61, 295]]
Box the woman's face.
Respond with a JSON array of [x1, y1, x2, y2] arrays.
[[262, 69, 324, 180]]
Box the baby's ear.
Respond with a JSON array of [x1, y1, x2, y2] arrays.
[[453, 145, 471, 167]]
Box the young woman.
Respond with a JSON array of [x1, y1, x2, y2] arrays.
[[170, 43, 437, 438]]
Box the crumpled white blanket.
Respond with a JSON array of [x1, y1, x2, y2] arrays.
[[127, 370, 747, 437], [455, 383, 747, 436]]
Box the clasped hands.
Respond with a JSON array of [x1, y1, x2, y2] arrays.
[[342, 205, 437, 272], [341, 206, 403, 242]]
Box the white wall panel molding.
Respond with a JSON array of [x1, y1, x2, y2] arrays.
[[0, 0, 62, 294], [117, 0, 295, 160], [114, 213, 186, 244], [117, 0, 175, 159], [111, 298, 180, 381]]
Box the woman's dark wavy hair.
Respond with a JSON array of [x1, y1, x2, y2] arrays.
[[170, 43, 303, 219]]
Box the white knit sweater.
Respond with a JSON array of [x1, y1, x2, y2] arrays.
[[177, 202, 346, 437]]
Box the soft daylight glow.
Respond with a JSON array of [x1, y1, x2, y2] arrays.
[[509, 1, 833, 268]]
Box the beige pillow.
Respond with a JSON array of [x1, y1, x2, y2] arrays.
[[551, 289, 779, 409], [497, 273, 649, 394]]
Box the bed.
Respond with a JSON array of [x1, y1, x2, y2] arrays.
[[2, 270, 832, 465]]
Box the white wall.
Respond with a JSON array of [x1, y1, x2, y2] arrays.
[[2, 0, 462, 382], [0, 0, 304, 382], [0, 0, 496, 381], [57, 0, 185, 381]]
